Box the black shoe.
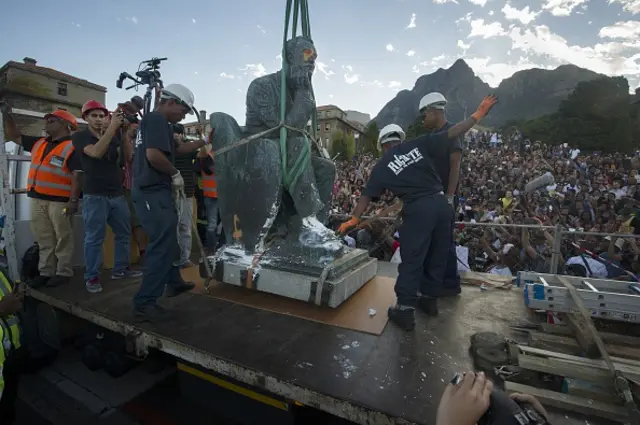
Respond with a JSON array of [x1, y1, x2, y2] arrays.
[[166, 281, 196, 298], [133, 305, 174, 323], [28, 275, 50, 289], [46, 275, 71, 287], [418, 296, 439, 316], [388, 306, 416, 331]]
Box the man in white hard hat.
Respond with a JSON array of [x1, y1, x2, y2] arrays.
[[132, 83, 208, 322], [419, 92, 463, 297], [338, 96, 497, 331]]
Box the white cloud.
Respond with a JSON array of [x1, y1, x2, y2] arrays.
[[192, 18, 196, 24], [502, 3, 539, 24], [489, 10, 494, 15], [468, 19, 506, 38], [276, 54, 282, 61], [126, 16, 138, 24], [316, 61, 336, 79], [240, 63, 267, 78], [464, 56, 552, 86], [541, 0, 586, 17], [71, 22, 81, 28], [406, 13, 417, 28], [412, 65, 420, 73], [457, 39, 471, 50], [599, 20, 640, 39], [433, 0, 458, 3], [257, 25, 266, 34], [469, 0, 487, 6], [386, 44, 395, 52], [609, 0, 640, 14], [344, 73, 360, 84], [507, 24, 640, 77], [220, 72, 235, 79], [407, 50, 416, 57], [343, 65, 359, 84], [388, 81, 402, 88]]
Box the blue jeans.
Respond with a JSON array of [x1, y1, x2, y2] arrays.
[[132, 188, 184, 308], [82, 195, 131, 280], [204, 197, 218, 251]]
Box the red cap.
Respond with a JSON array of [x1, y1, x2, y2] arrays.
[[81, 100, 109, 118]]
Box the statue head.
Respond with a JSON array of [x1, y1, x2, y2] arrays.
[[284, 36, 317, 88]]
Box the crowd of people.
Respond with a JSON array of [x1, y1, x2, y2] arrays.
[[332, 132, 640, 280]]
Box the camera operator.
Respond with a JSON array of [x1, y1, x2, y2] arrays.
[[132, 84, 206, 322], [73, 101, 143, 294], [436, 372, 549, 425]]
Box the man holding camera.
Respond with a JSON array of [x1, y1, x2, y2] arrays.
[[132, 84, 206, 322], [73, 101, 143, 294]]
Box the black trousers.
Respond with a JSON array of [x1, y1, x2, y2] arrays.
[[0, 350, 21, 425], [395, 194, 451, 306]]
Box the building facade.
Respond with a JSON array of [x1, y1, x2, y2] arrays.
[[313, 105, 365, 152], [0, 57, 106, 136]]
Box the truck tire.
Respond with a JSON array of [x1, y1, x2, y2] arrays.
[[82, 343, 103, 371], [103, 350, 132, 378]]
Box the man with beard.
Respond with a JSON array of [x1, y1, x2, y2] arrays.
[[210, 35, 338, 258], [420, 92, 463, 297], [244, 36, 335, 228]]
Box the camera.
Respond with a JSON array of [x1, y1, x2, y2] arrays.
[[116, 58, 167, 116], [117, 96, 144, 124]]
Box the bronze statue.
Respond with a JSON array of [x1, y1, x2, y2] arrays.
[[210, 36, 342, 260]]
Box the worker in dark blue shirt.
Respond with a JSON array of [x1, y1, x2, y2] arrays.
[[132, 84, 206, 323], [420, 92, 463, 297], [338, 95, 497, 331]]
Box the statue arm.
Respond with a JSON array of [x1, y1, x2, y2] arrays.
[[246, 79, 280, 130], [285, 88, 314, 129]]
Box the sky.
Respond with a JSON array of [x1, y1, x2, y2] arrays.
[[2, 0, 640, 124]]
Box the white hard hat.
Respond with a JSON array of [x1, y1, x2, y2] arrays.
[[377, 124, 406, 151], [418, 92, 447, 112], [161, 83, 195, 114]]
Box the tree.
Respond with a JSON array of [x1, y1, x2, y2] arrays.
[[330, 130, 356, 160], [517, 76, 636, 153], [361, 122, 379, 156], [406, 115, 427, 138]]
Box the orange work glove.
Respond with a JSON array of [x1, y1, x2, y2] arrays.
[[471, 95, 498, 121], [338, 216, 360, 234]]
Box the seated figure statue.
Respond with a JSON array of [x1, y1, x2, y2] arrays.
[[210, 36, 345, 266]]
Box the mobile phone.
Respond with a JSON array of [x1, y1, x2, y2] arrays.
[[450, 372, 464, 385]]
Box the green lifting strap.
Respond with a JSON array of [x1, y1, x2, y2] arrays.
[[280, 0, 315, 192]]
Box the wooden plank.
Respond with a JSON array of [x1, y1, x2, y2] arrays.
[[518, 345, 640, 369], [566, 313, 600, 358], [540, 323, 640, 347], [504, 382, 629, 423], [528, 331, 640, 361], [518, 354, 640, 386], [564, 379, 621, 405]]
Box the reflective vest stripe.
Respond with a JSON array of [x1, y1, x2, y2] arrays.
[[0, 325, 4, 399], [202, 174, 217, 198], [0, 272, 21, 350], [27, 138, 74, 198]]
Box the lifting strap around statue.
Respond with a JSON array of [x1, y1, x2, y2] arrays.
[[280, 0, 314, 192]]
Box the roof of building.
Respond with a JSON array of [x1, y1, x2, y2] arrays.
[[317, 104, 345, 113], [0, 60, 107, 92]]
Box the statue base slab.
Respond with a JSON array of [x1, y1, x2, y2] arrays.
[[200, 246, 378, 308]]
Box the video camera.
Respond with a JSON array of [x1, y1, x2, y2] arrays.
[[115, 57, 167, 116]]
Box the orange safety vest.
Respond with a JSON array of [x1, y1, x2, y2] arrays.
[[27, 138, 75, 198], [202, 151, 217, 198]]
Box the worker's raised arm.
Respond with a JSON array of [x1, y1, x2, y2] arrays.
[[431, 96, 498, 143]]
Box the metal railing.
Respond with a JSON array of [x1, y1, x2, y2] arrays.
[[330, 213, 640, 276]]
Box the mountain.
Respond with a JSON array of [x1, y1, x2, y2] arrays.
[[370, 59, 604, 130]]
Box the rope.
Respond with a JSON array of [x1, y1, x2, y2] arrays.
[[209, 0, 316, 193]]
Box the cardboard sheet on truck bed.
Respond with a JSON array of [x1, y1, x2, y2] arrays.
[[181, 266, 393, 335]]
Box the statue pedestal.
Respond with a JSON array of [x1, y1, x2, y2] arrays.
[[201, 245, 378, 308]]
